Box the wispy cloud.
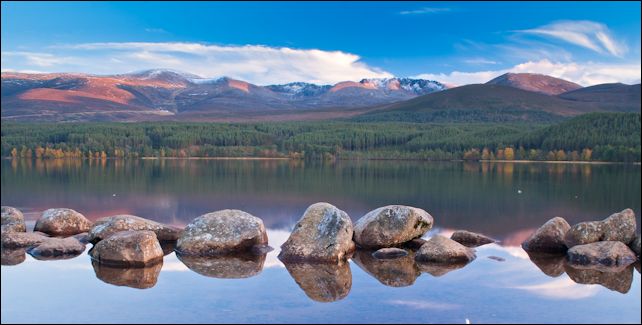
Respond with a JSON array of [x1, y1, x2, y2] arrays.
[[520, 20, 627, 57], [145, 28, 168, 34], [2, 42, 393, 85], [513, 277, 600, 300], [399, 7, 451, 15], [464, 58, 499, 65]]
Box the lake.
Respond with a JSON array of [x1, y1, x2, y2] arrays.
[[1, 159, 641, 324]]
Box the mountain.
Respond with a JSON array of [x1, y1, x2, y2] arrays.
[[557, 83, 641, 112], [486, 73, 582, 95], [353, 83, 641, 123], [1, 71, 445, 121]]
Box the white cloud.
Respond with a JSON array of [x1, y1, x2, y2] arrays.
[[3, 42, 392, 85], [464, 58, 499, 65], [399, 7, 451, 15], [415, 59, 641, 86], [521, 20, 627, 57], [513, 277, 600, 300]]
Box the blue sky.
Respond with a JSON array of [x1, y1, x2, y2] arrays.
[[1, 1, 640, 85]]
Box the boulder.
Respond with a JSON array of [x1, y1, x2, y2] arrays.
[[414, 235, 476, 264], [1, 248, 26, 266], [34, 208, 92, 236], [1, 231, 49, 248], [1, 206, 26, 233], [451, 230, 496, 247], [27, 237, 86, 259], [566, 241, 636, 268], [88, 215, 182, 243], [564, 209, 637, 248], [176, 210, 267, 256], [73, 232, 90, 244], [282, 261, 352, 302], [352, 249, 419, 287], [521, 217, 570, 253], [177, 252, 266, 279], [92, 260, 163, 289], [629, 235, 640, 257], [372, 247, 408, 259], [89, 231, 164, 267], [279, 203, 355, 263], [564, 263, 633, 294], [402, 238, 427, 250], [353, 205, 433, 248]]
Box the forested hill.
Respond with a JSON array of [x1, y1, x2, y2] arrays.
[[1, 113, 640, 162]]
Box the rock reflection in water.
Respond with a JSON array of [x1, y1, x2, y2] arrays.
[[564, 263, 634, 294], [281, 261, 352, 302], [27, 249, 84, 261], [92, 260, 163, 289], [526, 252, 566, 277], [416, 261, 471, 277], [160, 241, 177, 256], [176, 252, 266, 279], [352, 249, 420, 287], [1, 248, 26, 265]]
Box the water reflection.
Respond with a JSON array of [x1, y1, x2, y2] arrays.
[[92, 260, 163, 289], [564, 264, 634, 294], [281, 261, 352, 302], [352, 249, 420, 287], [525, 252, 566, 277], [416, 261, 472, 277], [176, 253, 266, 279]]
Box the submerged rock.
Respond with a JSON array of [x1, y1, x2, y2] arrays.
[[34, 208, 92, 236], [176, 210, 267, 256], [282, 261, 352, 302], [92, 260, 163, 289], [1, 206, 26, 233], [414, 235, 476, 264], [526, 251, 566, 277], [1, 231, 49, 249], [451, 230, 496, 247], [629, 235, 641, 257], [177, 252, 266, 279], [487, 256, 505, 262], [90, 231, 164, 267], [27, 237, 85, 259], [279, 202, 355, 263], [372, 247, 408, 259], [1, 247, 26, 266], [521, 217, 570, 253], [88, 215, 182, 243], [564, 209, 637, 248], [353, 205, 433, 248], [352, 249, 419, 287], [566, 241, 636, 268], [564, 263, 634, 294]]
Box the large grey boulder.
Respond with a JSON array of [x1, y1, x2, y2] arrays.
[[1, 231, 49, 248], [451, 230, 496, 247], [176, 210, 268, 256], [564, 209, 637, 248], [27, 237, 86, 259], [279, 203, 355, 263], [34, 208, 93, 236], [88, 215, 182, 243], [90, 231, 164, 267], [353, 205, 433, 248], [415, 235, 476, 263], [566, 241, 637, 269], [1, 206, 26, 233], [521, 217, 570, 253]]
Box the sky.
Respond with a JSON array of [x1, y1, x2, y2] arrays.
[[1, 1, 640, 86]]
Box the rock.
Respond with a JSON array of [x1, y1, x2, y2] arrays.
[[352, 249, 419, 287], [526, 252, 566, 277], [88, 215, 182, 243], [160, 240, 177, 256], [1, 248, 26, 265], [414, 235, 476, 264], [27, 237, 85, 260], [635, 261, 640, 274], [34, 208, 92, 236], [487, 256, 505, 262], [92, 260, 163, 289], [1, 231, 49, 248], [176, 210, 267, 256], [417, 261, 471, 277], [629, 235, 640, 256], [72, 232, 90, 244], [282, 261, 352, 302], [567, 241, 636, 268], [89, 231, 164, 267], [372, 247, 408, 259], [564, 209, 637, 248], [564, 263, 633, 294], [279, 202, 355, 263], [521, 217, 570, 253], [451, 230, 496, 247], [1, 206, 26, 233], [177, 252, 266, 279], [353, 205, 433, 248], [402, 238, 427, 250]]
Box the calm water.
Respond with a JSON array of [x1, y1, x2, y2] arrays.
[[1, 159, 641, 324]]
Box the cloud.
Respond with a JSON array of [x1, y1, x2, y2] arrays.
[[414, 59, 641, 86], [464, 58, 499, 65], [513, 277, 600, 300], [520, 20, 627, 57], [399, 7, 451, 15], [2, 42, 392, 85]]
